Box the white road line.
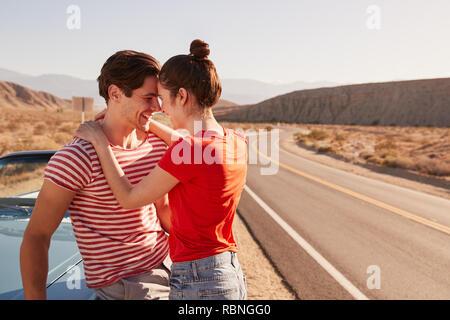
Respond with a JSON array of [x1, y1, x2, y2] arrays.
[[243, 184, 369, 300]]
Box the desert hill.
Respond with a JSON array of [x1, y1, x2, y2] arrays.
[[0, 81, 72, 109], [220, 78, 338, 104], [0, 80, 238, 111], [215, 78, 450, 127]]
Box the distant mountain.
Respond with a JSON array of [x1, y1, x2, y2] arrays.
[[220, 78, 339, 104], [0, 71, 238, 111], [0, 68, 102, 106], [215, 99, 238, 108], [215, 78, 450, 127], [0, 68, 337, 106], [0, 81, 71, 109]]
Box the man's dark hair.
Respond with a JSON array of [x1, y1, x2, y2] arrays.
[[98, 50, 160, 104]]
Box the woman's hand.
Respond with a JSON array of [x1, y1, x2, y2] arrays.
[[94, 108, 107, 122], [75, 121, 109, 148]]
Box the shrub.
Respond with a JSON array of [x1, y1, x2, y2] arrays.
[[413, 157, 450, 176], [33, 123, 47, 135], [334, 133, 347, 141], [316, 145, 338, 154], [6, 121, 19, 131], [382, 156, 414, 169], [308, 129, 329, 141], [52, 132, 72, 145], [374, 137, 397, 153], [359, 151, 374, 160], [59, 123, 76, 134], [0, 142, 10, 156], [367, 155, 383, 165], [293, 132, 308, 142]]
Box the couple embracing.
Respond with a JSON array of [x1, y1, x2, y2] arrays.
[[20, 40, 248, 300]]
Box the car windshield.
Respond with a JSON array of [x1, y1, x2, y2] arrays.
[[0, 153, 52, 210]]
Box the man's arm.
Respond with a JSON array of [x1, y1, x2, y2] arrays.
[[154, 194, 171, 233], [20, 180, 75, 300]]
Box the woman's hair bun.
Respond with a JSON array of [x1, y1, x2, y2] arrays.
[[190, 39, 210, 60]]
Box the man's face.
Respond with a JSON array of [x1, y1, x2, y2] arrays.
[[119, 76, 161, 132]]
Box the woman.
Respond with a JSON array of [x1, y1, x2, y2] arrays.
[[75, 39, 248, 300]]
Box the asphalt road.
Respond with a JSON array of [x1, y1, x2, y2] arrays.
[[237, 127, 450, 300]]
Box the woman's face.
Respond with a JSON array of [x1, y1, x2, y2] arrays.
[[157, 82, 184, 129]]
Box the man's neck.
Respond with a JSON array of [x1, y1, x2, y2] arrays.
[[101, 112, 147, 149]]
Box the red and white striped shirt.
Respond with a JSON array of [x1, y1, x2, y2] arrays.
[[44, 134, 169, 289]]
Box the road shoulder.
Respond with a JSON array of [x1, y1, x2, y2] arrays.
[[233, 214, 297, 300]]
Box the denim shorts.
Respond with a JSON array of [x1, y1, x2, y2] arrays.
[[169, 251, 247, 300]]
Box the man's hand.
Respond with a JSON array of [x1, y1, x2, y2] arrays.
[[20, 180, 75, 300]]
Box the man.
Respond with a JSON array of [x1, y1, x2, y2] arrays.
[[20, 50, 172, 300]]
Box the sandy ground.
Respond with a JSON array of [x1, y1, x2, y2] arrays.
[[233, 214, 296, 300]]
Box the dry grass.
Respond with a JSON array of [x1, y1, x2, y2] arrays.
[[0, 163, 46, 197], [290, 124, 450, 180], [293, 130, 338, 155], [0, 107, 96, 156], [0, 107, 94, 196]]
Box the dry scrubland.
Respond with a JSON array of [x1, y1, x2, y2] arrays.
[[0, 107, 95, 155], [292, 124, 450, 181], [220, 121, 450, 182], [0, 108, 173, 155], [0, 107, 95, 197]]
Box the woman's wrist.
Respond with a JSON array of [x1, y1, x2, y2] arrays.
[[95, 143, 112, 158], [92, 135, 109, 150]]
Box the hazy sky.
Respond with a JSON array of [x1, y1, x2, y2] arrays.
[[1, 0, 449, 84]]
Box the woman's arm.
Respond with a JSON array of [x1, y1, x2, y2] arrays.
[[75, 121, 179, 209], [94, 108, 182, 147], [147, 118, 184, 147]]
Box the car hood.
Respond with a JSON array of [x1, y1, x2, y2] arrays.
[[0, 210, 95, 299]]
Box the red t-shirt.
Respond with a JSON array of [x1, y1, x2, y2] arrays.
[[158, 128, 247, 263]]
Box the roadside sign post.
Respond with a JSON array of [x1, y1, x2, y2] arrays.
[[72, 96, 94, 124], [81, 97, 85, 123]]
